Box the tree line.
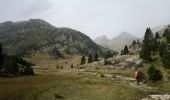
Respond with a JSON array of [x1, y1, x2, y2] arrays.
[[140, 27, 170, 69], [0, 43, 34, 76]]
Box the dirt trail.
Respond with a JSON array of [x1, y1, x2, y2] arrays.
[[79, 71, 157, 92], [78, 71, 170, 100]]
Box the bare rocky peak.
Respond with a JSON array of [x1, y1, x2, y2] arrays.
[[94, 32, 139, 51]]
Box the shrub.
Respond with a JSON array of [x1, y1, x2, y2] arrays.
[[147, 65, 162, 81], [24, 66, 34, 75]]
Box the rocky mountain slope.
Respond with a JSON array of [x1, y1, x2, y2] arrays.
[[152, 25, 170, 35], [94, 32, 140, 51], [0, 19, 110, 57]]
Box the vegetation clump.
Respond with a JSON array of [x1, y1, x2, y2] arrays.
[[0, 43, 34, 76], [80, 56, 86, 65], [88, 54, 93, 63], [147, 65, 162, 81]]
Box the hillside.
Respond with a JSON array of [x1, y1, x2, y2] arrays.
[[94, 32, 140, 51], [0, 19, 110, 57], [152, 25, 170, 35]]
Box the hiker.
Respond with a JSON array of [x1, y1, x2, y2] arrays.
[[134, 68, 140, 85]]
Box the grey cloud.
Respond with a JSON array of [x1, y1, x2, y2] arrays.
[[0, 0, 52, 21], [0, 0, 170, 39]]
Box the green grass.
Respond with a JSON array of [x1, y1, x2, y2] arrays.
[[0, 72, 148, 100], [138, 54, 170, 93], [0, 74, 65, 100], [37, 73, 147, 100]]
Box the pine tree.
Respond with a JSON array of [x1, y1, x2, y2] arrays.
[[159, 43, 166, 57], [80, 56, 86, 65], [153, 33, 160, 52], [162, 46, 170, 69], [163, 29, 168, 37], [94, 52, 98, 61], [155, 32, 160, 39], [120, 50, 124, 55], [104, 51, 113, 59], [132, 40, 137, 46], [0, 43, 3, 70], [124, 45, 129, 54], [140, 28, 153, 61], [88, 54, 93, 63]]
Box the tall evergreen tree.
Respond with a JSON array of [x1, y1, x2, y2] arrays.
[[153, 33, 160, 52], [80, 56, 86, 65], [0, 43, 3, 70], [124, 45, 129, 54], [88, 54, 93, 63], [94, 52, 98, 61], [159, 43, 166, 57], [155, 32, 160, 39], [140, 28, 153, 61], [162, 46, 170, 69], [163, 29, 169, 37]]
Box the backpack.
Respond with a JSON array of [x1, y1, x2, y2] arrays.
[[137, 71, 143, 78]]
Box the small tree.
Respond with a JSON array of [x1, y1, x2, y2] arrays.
[[71, 64, 74, 68], [24, 66, 34, 75], [88, 54, 93, 63], [120, 50, 124, 55], [104, 51, 113, 59], [147, 65, 162, 81], [94, 52, 98, 61], [80, 56, 86, 65], [124, 45, 129, 54], [132, 40, 137, 46]]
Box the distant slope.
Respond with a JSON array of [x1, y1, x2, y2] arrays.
[[0, 19, 110, 57], [94, 32, 140, 51], [152, 25, 170, 35]]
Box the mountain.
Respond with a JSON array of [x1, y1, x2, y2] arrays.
[[0, 19, 110, 57], [93, 35, 110, 48], [152, 25, 170, 35], [94, 32, 139, 51]]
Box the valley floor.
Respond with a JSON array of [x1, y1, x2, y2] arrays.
[[0, 72, 148, 100], [0, 53, 170, 100]]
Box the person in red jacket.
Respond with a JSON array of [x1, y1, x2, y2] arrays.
[[134, 68, 140, 85]]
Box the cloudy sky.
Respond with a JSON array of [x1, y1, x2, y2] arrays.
[[0, 0, 170, 39]]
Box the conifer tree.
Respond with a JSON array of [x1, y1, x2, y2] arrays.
[[132, 40, 137, 46], [147, 65, 162, 81], [153, 34, 160, 52], [140, 28, 153, 61], [162, 46, 170, 69], [94, 52, 98, 61], [124, 45, 129, 54], [80, 56, 86, 65], [0, 43, 3, 70], [88, 54, 93, 63], [155, 32, 160, 39]]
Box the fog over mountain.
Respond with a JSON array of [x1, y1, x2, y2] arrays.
[[0, 0, 170, 39], [94, 32, 140, 51]]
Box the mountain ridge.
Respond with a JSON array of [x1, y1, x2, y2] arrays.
[[94, 32, 140, 51], [0, 19, 111, 57]]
